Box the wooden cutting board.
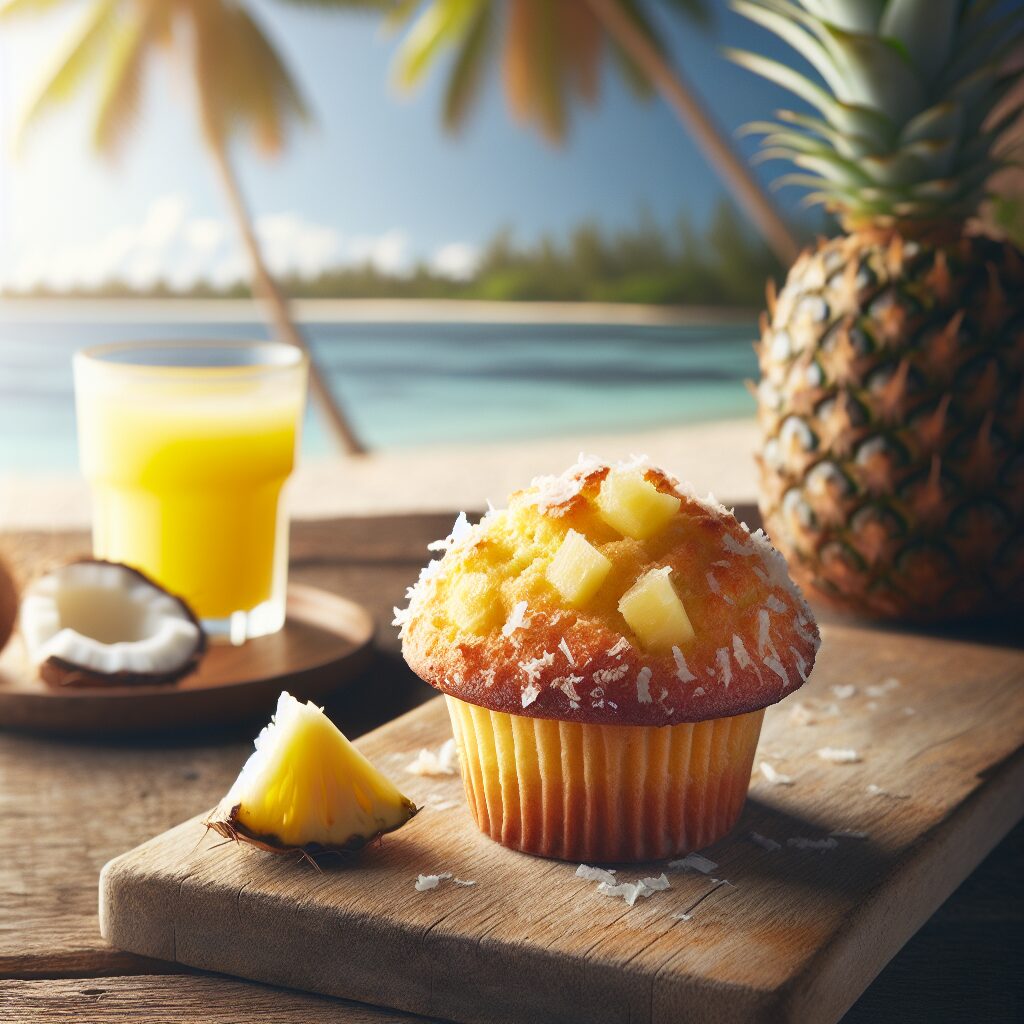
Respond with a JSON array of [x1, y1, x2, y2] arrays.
[[99, 618, 1024, 1024]]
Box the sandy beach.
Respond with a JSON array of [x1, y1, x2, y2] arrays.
[[0, 417, 759, 532]]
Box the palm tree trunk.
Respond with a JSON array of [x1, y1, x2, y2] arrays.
[[208, 139, 366, 455], [585, 0, 801, 266]]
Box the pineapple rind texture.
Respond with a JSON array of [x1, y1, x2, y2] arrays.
[[757, 231, 1024, 619]]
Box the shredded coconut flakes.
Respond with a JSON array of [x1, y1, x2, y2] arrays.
[[867, 784, 909, 800], [866, 677, 901, 697], [593, 663, 629, 686], [759, 762, 794, 786], [667, 852, 717, 873], [817, 747, 862, 764], [405, 738, 459, 777], [415, 872, 453, 892], [576, 864, 617, 885], [831, 684, 857, 700], [789, 702, 815, 726], [551, 674, 583, 705], [763, 653, 789, 687], [596, 873, 670, 907], [723, 533, 755, 556], [732, 635, 752, 669], [519, 650, 554, 683], [427, 512, 472, 552], [787, 837, 838, 852], [607, 637, 631, 658], [707, 572, 733, 604], [636, 667, 653, 704], [716, 647, 732, 688], [757, 609, 771, 657], [672, 645, 696, 683], [749, 831, 781, 852], [558, 637, 576, 666], [521, 681, 541, 708], [502, 601, 531, 637]]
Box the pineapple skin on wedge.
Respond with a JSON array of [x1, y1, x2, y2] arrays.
[[207, 692, 418, 856]]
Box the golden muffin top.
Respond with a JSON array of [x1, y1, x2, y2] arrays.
[[398, 457, 819, 726]]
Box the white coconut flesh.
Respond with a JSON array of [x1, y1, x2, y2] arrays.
[[20, 561, 202, 678]]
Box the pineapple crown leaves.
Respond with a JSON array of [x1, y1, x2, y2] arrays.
[[727, 0, 1024, 227]]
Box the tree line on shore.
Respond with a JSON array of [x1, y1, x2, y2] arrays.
[[8, 201, 790, 307]]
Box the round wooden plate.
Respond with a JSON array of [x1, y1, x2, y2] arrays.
[[0, 584, 375, 736]]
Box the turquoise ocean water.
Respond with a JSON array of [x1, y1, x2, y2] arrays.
[[0, 316, 758, 474]]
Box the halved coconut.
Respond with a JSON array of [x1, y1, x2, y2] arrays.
[[206, 691, 418, 859], [20, 560, 205, 688]]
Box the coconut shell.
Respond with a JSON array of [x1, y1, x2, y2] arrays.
[[29, 559, 206, 689], [0, 556, 18, 656]]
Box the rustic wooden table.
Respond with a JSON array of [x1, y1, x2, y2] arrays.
[[1, 514, 1020, 1023]]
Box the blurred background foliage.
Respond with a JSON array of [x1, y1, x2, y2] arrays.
[[10, 199, 781, 305]]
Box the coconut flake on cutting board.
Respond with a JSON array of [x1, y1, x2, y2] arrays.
[[749, 832, 781, 852], [405, 738, 458, 777], [414, 873, 452, 892], [759, 762, 795, 786], [667, 852, 717, 873], [817, 747, 862, 764], [576, 864, 618, 885], [787, 837, 838, 852], [596, 874, 671, 908]]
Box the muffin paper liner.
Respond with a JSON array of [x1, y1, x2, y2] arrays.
[[445, 695, 764, 863]]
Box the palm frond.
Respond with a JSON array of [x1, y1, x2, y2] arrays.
[[93, 2, 170, 157], [441, 1, 493, 132], [393, 0, 482, 91], [0, 0, 77, 19], [190, 0, 311, 156], [559, 1, 602, 104], [15, 0, 119, 150]]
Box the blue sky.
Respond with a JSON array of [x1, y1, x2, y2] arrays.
[[0, 1, 812, 290]]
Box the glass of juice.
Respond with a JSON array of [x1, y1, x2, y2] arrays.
[[74, 340, 308, 643]]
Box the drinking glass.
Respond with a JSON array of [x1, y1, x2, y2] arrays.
[[74, 340, 308, 642]]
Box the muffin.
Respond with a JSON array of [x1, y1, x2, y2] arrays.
[[397, 457, 819, 862]]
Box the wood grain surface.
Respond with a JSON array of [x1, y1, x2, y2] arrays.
[[2, 514, 1021, 1023], [100, 618, 1024, 1024], [0, 975, 418, 1022]]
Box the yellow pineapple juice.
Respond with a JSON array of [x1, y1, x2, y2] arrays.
[[74, 342, 307, 640]]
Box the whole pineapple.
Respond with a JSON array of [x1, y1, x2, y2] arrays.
[[730, 0, 1024, 620]]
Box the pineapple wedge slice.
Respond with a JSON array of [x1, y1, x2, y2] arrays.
[[597, 469, 680, 540], [618, 567, 694, 651], [546, 529, 612, 607], [207, 692, 417, 855]]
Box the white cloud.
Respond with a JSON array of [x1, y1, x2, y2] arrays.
[[184, 218, 226, 253], [430, 241, 480, 281], [2, 193, 460, 291], [256, 213, 340, 279], [346, 229, 412, 276]]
